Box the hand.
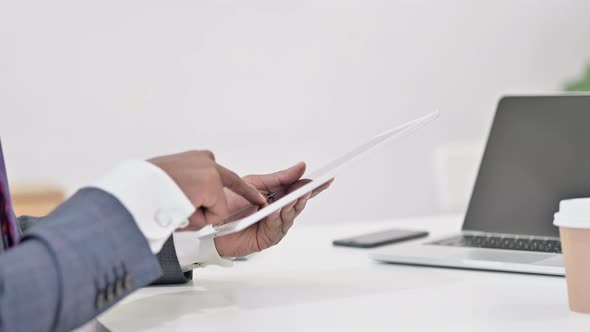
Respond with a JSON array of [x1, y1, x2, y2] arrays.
[[149, 150, 267, 231], [214, 162, 333, 257]]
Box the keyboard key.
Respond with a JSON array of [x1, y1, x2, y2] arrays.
[[429, 235, 561, 254]]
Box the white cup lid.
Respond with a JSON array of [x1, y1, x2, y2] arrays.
[[553, 198, 590, 229]]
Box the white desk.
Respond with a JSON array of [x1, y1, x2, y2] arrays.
[[95, 216, 590, 331]]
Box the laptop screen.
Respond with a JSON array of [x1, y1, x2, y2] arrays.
[[463, 95, 590, 237]]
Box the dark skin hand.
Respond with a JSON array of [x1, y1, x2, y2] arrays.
[[150, 151, 333, 257], [213, 162, 333, 257], [149, 150, 267, 230]]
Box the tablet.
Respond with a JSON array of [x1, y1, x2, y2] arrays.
[[194, 110, 439, 238]]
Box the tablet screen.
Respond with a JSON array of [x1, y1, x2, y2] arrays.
[[195, 110, 439, 238]]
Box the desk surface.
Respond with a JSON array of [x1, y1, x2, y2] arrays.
[[96, 216, 590, 332]]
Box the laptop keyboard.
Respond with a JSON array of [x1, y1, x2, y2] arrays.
[[429, 234, 562, 254]]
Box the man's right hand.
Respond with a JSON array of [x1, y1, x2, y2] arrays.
[[149, 150, 266, 231]]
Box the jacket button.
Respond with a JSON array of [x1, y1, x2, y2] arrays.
[[106, 283, 116, 302], [123, 273, 133, 290], [95, 290, 105, 309], [115, 278, 125, 297]]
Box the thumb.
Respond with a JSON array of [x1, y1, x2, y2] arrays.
[[246, 162, 306, 191]]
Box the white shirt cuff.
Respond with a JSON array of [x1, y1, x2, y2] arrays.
[[93, 160, 195, 253], [173, 232, 233, 271]]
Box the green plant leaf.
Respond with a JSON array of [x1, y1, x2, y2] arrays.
[[565, 64, 590, 91]]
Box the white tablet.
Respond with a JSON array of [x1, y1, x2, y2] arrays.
[[194, 110, 439, 238]]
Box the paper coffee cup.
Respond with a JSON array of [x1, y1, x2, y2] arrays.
[[554, 198, 590, 314]]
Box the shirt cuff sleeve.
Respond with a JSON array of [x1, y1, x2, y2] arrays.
[[93, 160, 195, 253], [172, 232, 233, 271]]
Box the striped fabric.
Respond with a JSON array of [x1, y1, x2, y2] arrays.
[[0, 140, 20, 249]]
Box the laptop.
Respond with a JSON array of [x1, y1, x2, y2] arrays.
[[371, 95, 590, 276]]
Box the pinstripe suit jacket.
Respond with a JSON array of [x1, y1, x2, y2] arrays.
[[0, 187, 191, 332]]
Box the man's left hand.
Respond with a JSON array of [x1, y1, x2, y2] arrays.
[[214, 162, 333, 258]]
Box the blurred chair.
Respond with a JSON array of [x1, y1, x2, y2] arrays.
[[11, 184, 66, 217], [434, 142, 484, 214]]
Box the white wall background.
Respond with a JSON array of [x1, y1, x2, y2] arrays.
[[1, 0, 590, 223]]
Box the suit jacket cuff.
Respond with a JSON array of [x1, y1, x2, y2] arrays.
[[151, 236, 194, 285]]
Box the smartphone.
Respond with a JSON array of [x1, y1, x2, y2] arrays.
[[332, 228, 429, 248]]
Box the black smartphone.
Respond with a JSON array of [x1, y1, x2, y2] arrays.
[[332, 228, 429, 248]]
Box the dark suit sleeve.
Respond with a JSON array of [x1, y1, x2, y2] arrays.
[[0, 188, 163, 332], [16, 214, 43, 232], [19, 208, 193, 285], [151, 237, 193, 284]]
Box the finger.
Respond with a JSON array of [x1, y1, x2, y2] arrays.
[[293, 194, 311, 217], [283, 178, 312, 195], [310, 178, 334, 198], [244, 162, 306, 192], [206, 184, 232, 225], [262, 210, 284, 246], [273, 176, 331, 204], [185, 208, 207, 231], [201, 150, 215, 161], [217, 164, 267, 206], [280, 202, 298, 234]]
